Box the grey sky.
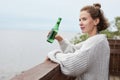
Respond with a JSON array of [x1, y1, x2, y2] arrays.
[[0, 0, 120, 32]]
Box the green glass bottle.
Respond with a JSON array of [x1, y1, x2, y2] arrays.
[[47, 17, 62, 43]]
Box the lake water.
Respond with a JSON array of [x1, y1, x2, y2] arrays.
[[0, 30, 77, 80]]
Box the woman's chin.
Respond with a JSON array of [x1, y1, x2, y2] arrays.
[[81, 31, 86, 33]]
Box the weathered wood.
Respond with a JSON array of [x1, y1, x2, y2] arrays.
[[108, 39, 120, 49], [109, 39, 120, 79], [11, 61, 58, 80], [108, 39, 120, 43], [11, 61, 75, 80], [109, 49, 120, 76]]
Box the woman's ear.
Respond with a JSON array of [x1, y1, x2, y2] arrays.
[[94, 18, 100, 26]]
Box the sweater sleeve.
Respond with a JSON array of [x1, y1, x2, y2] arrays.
[[59, 39, 83, 53], [48, 48, 89, 76]]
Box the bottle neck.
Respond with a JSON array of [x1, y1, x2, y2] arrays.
[[54, 24, 59, 30], [54, 17, 62, 30]]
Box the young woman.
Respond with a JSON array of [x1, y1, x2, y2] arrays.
[[47, 3, 110, 80]]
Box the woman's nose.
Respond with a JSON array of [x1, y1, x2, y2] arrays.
[[79, 22, 83, 26]]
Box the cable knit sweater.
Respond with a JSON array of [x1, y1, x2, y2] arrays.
[[48, 34, 110, 80]]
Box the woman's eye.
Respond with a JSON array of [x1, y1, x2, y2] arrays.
[[79, 18, 87, 22], [82, 18, 86, 21]]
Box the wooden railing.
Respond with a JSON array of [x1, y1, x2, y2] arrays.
[[109, 39, 120, 80], [11, 39, 120, 80], [11, 60, 75, 80]]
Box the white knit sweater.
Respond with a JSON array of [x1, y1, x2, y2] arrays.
[[48, 34, 110, 80]]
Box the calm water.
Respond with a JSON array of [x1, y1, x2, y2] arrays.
[[0, 30, 77, 80]]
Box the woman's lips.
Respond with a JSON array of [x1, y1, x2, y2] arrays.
[[81, 27, 85, 30]]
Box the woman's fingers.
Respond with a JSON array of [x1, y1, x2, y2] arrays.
[[55, 35, 63, 42]]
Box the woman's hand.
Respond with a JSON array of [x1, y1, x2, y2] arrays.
[[47, 31, 63, 42], [55, 34, 63, 42]]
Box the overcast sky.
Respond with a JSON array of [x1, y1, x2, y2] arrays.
[[0, 0, 120, 32]]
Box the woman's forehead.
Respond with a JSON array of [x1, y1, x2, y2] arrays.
[[80, 11, 91, 18]]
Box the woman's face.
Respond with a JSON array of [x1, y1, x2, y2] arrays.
[[79, 11, 97, 35]]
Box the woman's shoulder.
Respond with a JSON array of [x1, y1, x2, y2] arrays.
[[79, 34, 109, 54], [87, 34, 106, 42], [83, 34, 107, 46]]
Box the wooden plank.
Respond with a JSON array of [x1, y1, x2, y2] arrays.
[[11, 61, 59, 80], [109, 49, 120, 76], [108, 39, 120, 43], [11, 61, 75, 80], [110, 49, 120, 54]]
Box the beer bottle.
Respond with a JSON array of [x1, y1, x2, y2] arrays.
[[47, 17, 62, 43]]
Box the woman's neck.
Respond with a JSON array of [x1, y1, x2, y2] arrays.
[[88, 27, 98, 37]]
